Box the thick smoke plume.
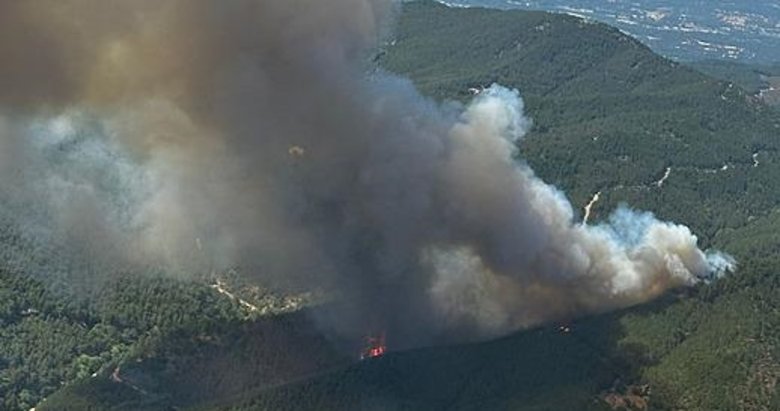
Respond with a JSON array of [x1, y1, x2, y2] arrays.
[[0, 0, 733, 347]]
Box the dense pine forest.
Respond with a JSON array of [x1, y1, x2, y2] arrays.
[[2, 2, 778, 410]]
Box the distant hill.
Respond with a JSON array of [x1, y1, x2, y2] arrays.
[[437, 0, 780, 64], [19, 2, 780, 411]]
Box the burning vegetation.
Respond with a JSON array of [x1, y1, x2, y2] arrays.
[[360, 332, 387, 360]]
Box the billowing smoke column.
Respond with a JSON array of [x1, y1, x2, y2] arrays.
[[0, 0, 733, 346]]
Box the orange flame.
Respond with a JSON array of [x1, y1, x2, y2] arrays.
[[360, 332, 386, 360]]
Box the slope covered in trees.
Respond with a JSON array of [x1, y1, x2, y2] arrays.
[[8, 1, 780, 410], [222, 2, 780, 409], [381, 1, 780, 242]]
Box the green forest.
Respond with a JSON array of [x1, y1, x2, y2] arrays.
[[3, 1, 779, 410]]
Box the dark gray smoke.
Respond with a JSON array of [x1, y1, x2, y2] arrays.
[[0, 0, 733, 347]]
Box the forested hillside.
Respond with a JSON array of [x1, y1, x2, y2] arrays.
[[226, 2, 780, 409], [7, 1, 780, 411], [380, 1, 780, 243]]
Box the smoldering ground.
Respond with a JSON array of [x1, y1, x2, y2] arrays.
[[0, 0, 733, 348]]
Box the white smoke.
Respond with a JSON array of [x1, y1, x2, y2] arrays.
[[0, 0, 734, 346], [422, 86, 734, 337]]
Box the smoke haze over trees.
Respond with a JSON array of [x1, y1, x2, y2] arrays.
[[0, 0, 732, 350]]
